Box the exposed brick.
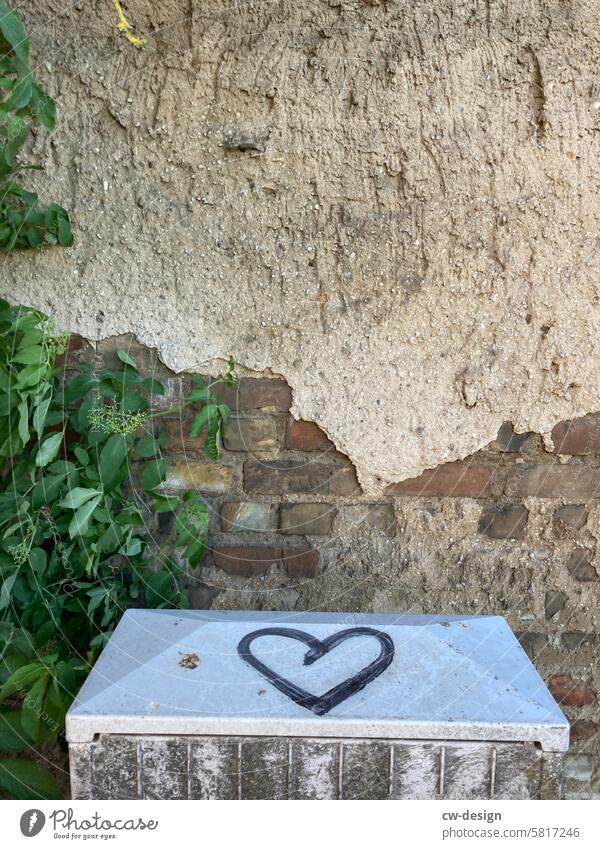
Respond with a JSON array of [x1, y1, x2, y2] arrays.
[[223, 416, 281, 452], [213, 544, 319, 578], [570, 720, 600, 743], [561, 631, 597, 650], [493, 422, 534, 453], [566, 549, 598, 582], [545, 590, 568, 620], [548, 674, 597, 707], [279, 503, 335, 535], [285, 418, 334, 451], [245, 458, 360, 496], [150, 376, 185, 412], [281, 547, 320, 578], [343, 504, 397, 537], [551, 414, 600, 455], [213, 545, 282, 578], [478, 504, 528, 540], [329, 465, 361, 496], [505, 465, 600, 499], [164, 418, 205, 454], [553, 504, 588, 538], [220, 502, 273, 533], [161, 461, 234, 494], [194, 376, 291, 412], [388, 462, 494, 498], [55, 334, 92, 369], [239, 378, 292, 411], [98, 335, 174, 377]]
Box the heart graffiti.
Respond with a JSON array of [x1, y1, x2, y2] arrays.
[[237, 626, 395, 715]]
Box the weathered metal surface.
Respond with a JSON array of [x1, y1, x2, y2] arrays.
[[69, 736, 564, 800]]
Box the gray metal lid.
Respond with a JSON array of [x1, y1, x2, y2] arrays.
[[66, 610, 569, 750]]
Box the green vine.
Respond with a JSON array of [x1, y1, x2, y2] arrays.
[[0, 301, 235, 798], [0, 2, 72, 253]]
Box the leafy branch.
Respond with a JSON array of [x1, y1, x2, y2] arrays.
[[0, 2, 72, 253]]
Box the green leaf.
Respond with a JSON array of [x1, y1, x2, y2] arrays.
[[58, 487, 101, 510], [0, 568, 17, 610], [17, 398, 28, 444], [121, 391, 147, 413], [116, 348, 138, 370], [218, 404, 231, 425], [35, 431, 63, 467], [132, 436, 160, 459], [57, 215, 73, 247], [0, 3, 30, 62], [140, 377, 165, 395], [61, 374, 96, 404], [144, 571, 173, 608], [0, 712, 29, 752], [28, 548, 46, 575], [32, 395, 51, 435], [21, 672, 49, 743], [73, 445, 89, 465], [0, 661, 46, 699], [31, 473, 65, 508], [190, 404, 215, 437], [30, 82, 56, 132], [99, 434, 127, 490], [6, 74, 32, 110], [187, 387, 211, 403], [12, 346, 44, 364], [140, 458, 167, 492], [0, 759, 63, 800], [67, 494, 102, 539]]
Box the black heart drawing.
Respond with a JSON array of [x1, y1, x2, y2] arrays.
[[237, 626, 394, 715]]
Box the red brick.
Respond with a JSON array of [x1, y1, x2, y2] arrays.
[[223, 416, 281, 451], [551, 414, 600, 455], [548, 674, 597, 707], [279, 503, 335, 535], [286, 418, 334, 451], [212, 544, 319, 579], [506, 465, 600, 499], [55, 334, 92, 370], [213, 545, 282, 578], [200, 377, 292, 412], [388, 462, 494, 497], [281, 547, 320, 578], [570, 720, 600, 743], [245, 458, 360, 496], [239, 378, 292, 411], [164, 418, 204, 454]]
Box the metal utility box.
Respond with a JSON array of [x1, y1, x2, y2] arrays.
[[66, 611, 569, 800]]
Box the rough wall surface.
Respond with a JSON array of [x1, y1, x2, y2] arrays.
[[2, 0, 600, 490], [60, 335, 600, 798]]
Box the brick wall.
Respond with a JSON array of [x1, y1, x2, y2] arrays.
[[63, 335, 600, 798]]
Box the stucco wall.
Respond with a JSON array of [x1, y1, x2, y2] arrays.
[[2, 0, 600, 491]]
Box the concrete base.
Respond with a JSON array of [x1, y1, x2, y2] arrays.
[[69, 735, 563, 800]]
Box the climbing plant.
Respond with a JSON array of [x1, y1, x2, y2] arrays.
[[0, 301, 234, 797], [0, 2, 72, 253]]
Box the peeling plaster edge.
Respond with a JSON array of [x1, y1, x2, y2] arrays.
[[3, 295, 598, 494]]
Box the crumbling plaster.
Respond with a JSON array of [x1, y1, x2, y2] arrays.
[[2, 0, 600, 492]]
